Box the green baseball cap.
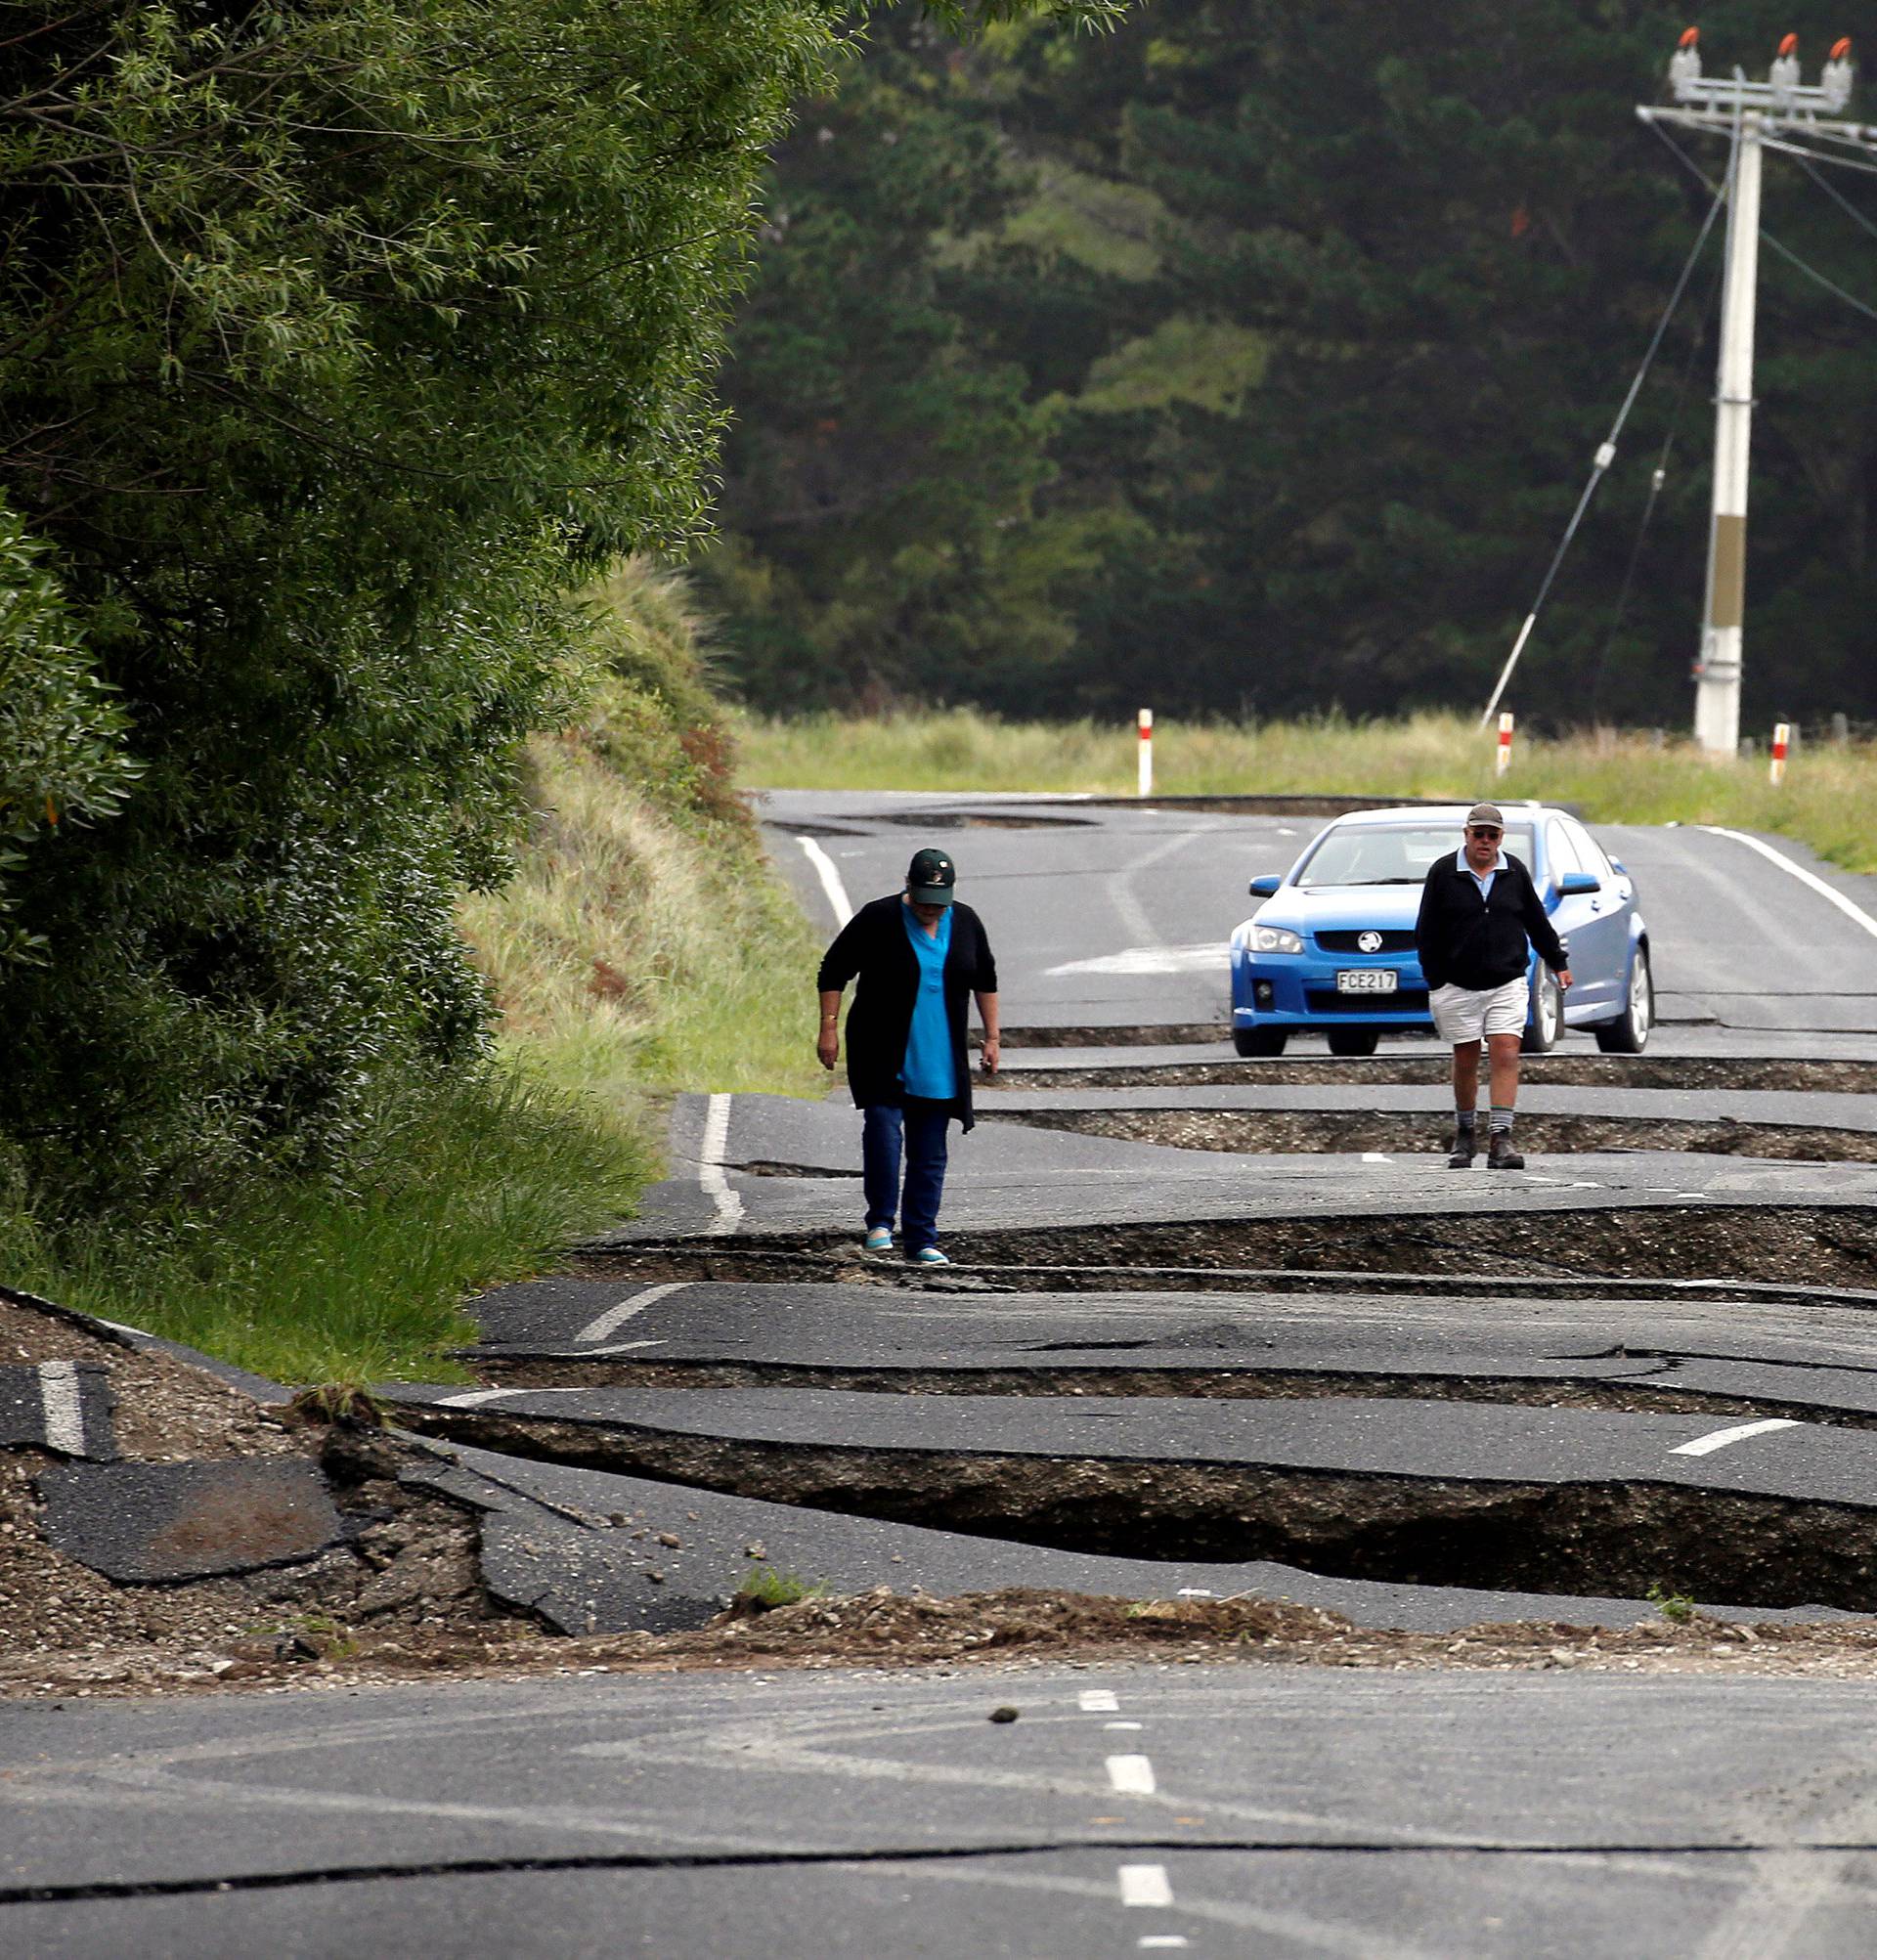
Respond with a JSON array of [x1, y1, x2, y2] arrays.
[[906, 848, 957, 906]]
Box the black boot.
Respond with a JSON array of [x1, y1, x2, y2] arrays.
[[1448, 1122, 1477, 1169], [1488, 1130, 1524, 1170]]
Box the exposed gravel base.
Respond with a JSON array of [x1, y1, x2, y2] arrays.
[[0, 1299, 508, 1670], [14, 1590, 1877, 1698], [582, 1205, 1877, 1290], [991, 1057, 1877, 1093], [986, 1106, 1877, 1163]]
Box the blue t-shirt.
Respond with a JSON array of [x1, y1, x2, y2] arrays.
[[899, 904, 956, 1101]]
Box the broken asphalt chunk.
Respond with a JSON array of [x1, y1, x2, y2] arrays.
[[36, 1457, 344, 1583]]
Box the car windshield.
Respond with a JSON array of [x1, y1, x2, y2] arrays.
[[1295, 823, 1536, 889]]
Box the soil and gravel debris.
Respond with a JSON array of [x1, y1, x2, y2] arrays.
[[10, 1588, 1877, 1701], [0, 1293, 503, 1677]]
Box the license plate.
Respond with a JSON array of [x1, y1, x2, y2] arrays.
[[1335, 969, 1399, 994]]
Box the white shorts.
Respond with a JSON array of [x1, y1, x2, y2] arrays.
[[1430, 977, 1529, 1046]]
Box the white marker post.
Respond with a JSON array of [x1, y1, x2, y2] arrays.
[[1137, 709, 1154, 797], [1769, 721, 1790, 786], [1496, 711, 1514, 777]]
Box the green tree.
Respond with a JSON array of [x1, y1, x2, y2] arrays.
[[710, 0, 1877, 732], [0, 0, 1119, 1199]]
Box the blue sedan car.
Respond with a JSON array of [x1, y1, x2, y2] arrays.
[[1229, 803, 1652, 1058]]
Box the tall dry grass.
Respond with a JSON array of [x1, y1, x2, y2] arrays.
[[735, 709, 1877, 874], [460, 727, 825, 1112]]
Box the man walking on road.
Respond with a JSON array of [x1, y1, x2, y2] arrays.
[[1415, 803, 1571, 1171], [815, 847, 1000, 1266]]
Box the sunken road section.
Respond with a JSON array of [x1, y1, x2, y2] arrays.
[[986, 1105, 1877, 1164], [990, 1055, 1877, 1092], [388, 1393, 1877, 1615], [581, 1203, 1877, 1291]]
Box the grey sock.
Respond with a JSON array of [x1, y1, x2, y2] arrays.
[[1489, 1107, 1514, 1135], [1455, 1110, 1476, 1131]]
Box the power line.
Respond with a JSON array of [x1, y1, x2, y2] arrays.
[[1790, 148, 1877, 240], [1646, 116, 1877, 326], [1761, 133, 1877, 182], [1589, 256, 1724, 719], [1476, 176, 1726, 728]]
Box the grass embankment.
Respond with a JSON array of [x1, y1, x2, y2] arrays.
[[1, 564, 822, 1386], [736, 708, 1877, 876]]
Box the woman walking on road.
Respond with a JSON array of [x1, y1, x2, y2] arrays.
[[815, 848, 1000, 1267]]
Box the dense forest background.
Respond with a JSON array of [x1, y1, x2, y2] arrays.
[[703, 0, 1877, 730]]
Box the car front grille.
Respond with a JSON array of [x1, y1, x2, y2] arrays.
[[1314, 930, 1418, 952], [1305, 987, 1430, 1016]]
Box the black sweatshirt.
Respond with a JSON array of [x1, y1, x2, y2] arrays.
[[816, 895, 998, 1129], [1415, 851, 1567, 992]]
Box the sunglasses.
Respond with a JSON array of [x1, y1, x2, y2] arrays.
[[1467, 826, 1502, 840]]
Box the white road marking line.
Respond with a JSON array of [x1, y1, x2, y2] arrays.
[[796, 835, 853, 928], [1105, 1720, 1144, 1731], [1677, 1426, 1810, 1458], [1079, 1689, 1120, 1712], [37, 1360, 85, 1455], [1138, 1938, 1190, 1951], [700, 1093, 743, 1237], [1699, 825, 1877, 942], [574, 1282, 690, 1345], [584, 1337, 666, 1356], [1107, 1755, 1157, 1796], [1361, 1152, 1391, 1164], [1118, 1864, 1174, 1908], [1671, 1417, 1802, 1458], [1046, 943, 1223, 978], [438, 1387, 521, 1408]]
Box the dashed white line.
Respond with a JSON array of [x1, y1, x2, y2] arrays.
[[700, 1093, 744, 1237], [797, 835, 854, 929], [1699, 825, 1877, 942], [1361, 1152, 1391, 1164], [1671, 1417, 1802, 1458], [438, 1387, 521, 1409], [1137, 1939, 1190, 1952], [1107, 1755, 1157, 1796], [37, 1360, 85, 1455], [574, 1282, 690, 1345], [1118, 1863, 1173, 1908], [1078, 1689, 1120, 1713], [1105, 1720, 1144, 1731]]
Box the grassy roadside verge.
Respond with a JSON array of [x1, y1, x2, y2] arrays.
[[735, 708, 1877, 877], [0, 565, 824, 1387]]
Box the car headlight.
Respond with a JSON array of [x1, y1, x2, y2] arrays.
[[1249, 924, 1303, 955]]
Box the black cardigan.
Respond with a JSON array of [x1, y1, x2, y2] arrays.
[[816, 896, 998, 1129], [1415, 850, 1567, 993]]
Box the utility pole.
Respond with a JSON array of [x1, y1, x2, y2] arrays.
[[1638, 30, 1856, 757]]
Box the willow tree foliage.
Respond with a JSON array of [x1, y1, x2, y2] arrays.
[[0, 0, 1119, 1198]]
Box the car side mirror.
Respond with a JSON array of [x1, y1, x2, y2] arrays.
[[1247, 874, 1283, 897], [1609, 858, 1627, 876], [1557, 870, 1601, 896]]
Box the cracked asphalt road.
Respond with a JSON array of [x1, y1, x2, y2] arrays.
[[13, 792, 1877, 1957]]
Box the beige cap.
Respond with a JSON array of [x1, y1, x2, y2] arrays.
[[1463, 803, 1504, 829]]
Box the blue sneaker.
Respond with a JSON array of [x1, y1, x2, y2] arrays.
[[864, 1226, 894, 1253], [908, 1245, 950, 1268]]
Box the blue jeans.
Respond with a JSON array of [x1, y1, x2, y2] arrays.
[[861, 1099, 951, 1253]]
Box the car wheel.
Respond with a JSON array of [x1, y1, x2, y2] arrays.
[[1233, 1028, 1288, 1058], [1594, 944, 1653, 1053], [1520, 970, 1562, 1054], [1326, 1028, 1379, 1057]]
